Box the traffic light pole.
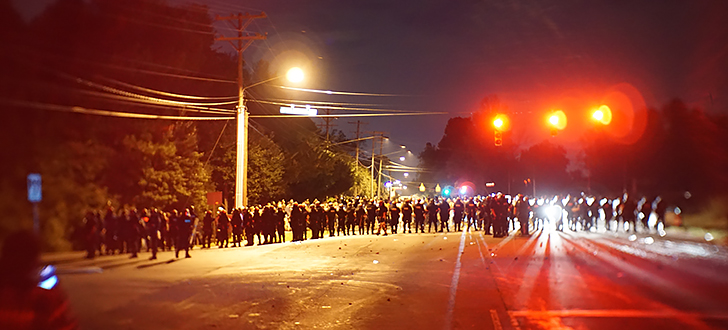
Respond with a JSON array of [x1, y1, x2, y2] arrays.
[[215, 12, 267, 208]]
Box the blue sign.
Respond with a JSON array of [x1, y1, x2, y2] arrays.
[[27, 173, 42, 203]]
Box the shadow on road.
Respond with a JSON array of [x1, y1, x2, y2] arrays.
[[137, 258, 178, 269]]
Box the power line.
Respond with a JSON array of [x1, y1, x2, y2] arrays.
[[276, 85, 416, 97], [262, 97, 386, 107], [1, 99, 233, 121], [249, 112, 447, 118], [250, 99, 428, 113], [100, 77, 237, 100]]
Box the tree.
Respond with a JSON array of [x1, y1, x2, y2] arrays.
[[517, 140, 570, 196]]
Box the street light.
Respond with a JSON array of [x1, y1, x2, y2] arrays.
[[236, 67, 304, 208]]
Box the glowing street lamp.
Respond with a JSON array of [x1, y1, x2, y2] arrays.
[[286, 67, 304, 83], [236, 67, 305, 208]]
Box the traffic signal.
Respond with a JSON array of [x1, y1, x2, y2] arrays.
[[591, 105, 612, 125], [494, 131, 503, 146], [547, 110, 567, 136]]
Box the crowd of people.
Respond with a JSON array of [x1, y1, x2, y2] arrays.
[[79, 192, 670, 260]]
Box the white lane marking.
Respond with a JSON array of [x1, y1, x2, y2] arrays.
[[444, 228, 467, 330], [515, 229, 550, 308], [490, 309, 504, 330], [491, 229, 518, 252], [508, 309, 728, 319]]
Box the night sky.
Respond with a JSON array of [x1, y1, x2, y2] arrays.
[[11, 0, 728, 158]]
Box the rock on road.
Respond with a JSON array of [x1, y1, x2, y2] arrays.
[[56, 227, 728, 329]]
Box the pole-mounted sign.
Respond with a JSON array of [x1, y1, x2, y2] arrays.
[[280, 104, 317, 116], [27, 173, 42, 234], [27, 173, 42, 202]]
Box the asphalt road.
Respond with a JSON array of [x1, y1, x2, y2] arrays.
[[56, 225, 728, 330]]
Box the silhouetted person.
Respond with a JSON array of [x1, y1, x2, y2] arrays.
[[202, 210, 214, 249], [217, 209, 229, 248]]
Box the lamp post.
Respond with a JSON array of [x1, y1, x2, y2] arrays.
[[235, 67, 304, 208]]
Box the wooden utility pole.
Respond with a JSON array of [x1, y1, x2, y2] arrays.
[[317, 108, 337, 141], [348, 120, 368, 164], [367, 131, 387, 199], [215, 12, 267, 208]]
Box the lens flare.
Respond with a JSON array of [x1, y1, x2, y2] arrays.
[[547, 110, 567, 130]]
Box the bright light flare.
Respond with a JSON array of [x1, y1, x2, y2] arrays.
[[492, 114, 510, 131], [547, 110, 567, 130], [493, 118, 504, 129], [549, 115, 559, 126], [546, 205, 563, 222], [286, 67, 304, 83], [399, 156, 405, 161], [592, 105, 613, 125]]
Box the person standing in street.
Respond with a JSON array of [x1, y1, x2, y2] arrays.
[[176, 209, 194, 258], [231, 208, 244, 247], [146, 209, 161, 260], [439, 198, 451, 232], [83, 211, 98, 259], [202, 210, 215, 249], [453, 198, 464, 232], [389, 202, 401, 234], [217, 208, 229, 248]]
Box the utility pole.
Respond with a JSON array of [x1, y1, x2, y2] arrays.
[[317, 108, 337, 141], [367, 131, 386, 199], [348, 120, 368, 164], [215, 12, 267, 208]]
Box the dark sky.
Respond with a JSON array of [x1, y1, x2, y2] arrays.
[[12, 0, 728, 159]]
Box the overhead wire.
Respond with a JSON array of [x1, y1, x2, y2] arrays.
[[1, 99, 233, 121], [276, 85, 414, 97], [251, 99, 423, 113], [76, 88, 235, 115], [100, 77, 237, 100], [249, 112, 448, 118], [73, 75, 238, 107]]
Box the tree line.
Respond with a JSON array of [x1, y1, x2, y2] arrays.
[[0, 0, 369, 250]]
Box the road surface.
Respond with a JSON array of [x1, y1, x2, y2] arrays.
[[55, 226, 728, 329]]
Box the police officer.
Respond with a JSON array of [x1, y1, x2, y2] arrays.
[[276, 204, 286, 243], [401, 200, 413, 233], [103, 207, 117, 255], [439, 198, 451, 232], [365, 201, 377, 235], [465, 198, 477, 230], [356, 203, 367, 235], [427, 199, 439, 233], [147, 208, 161, 260], [244, 206, 256, 245], [217, 208, 229, 248], [389, 202, 401, 234], [176, 209, 194, 258], [453, 198, 464, 232], [202, 210, 215, 248], [515, 195, 531, 235], [231, 208, 244, 247], [325, 203, 337, 237], [83, 211, 98, 259], [413, 199, 425, 233]]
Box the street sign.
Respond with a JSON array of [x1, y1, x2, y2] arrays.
[[280, 104, 317, 116], [27, 173, 42, 203]]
